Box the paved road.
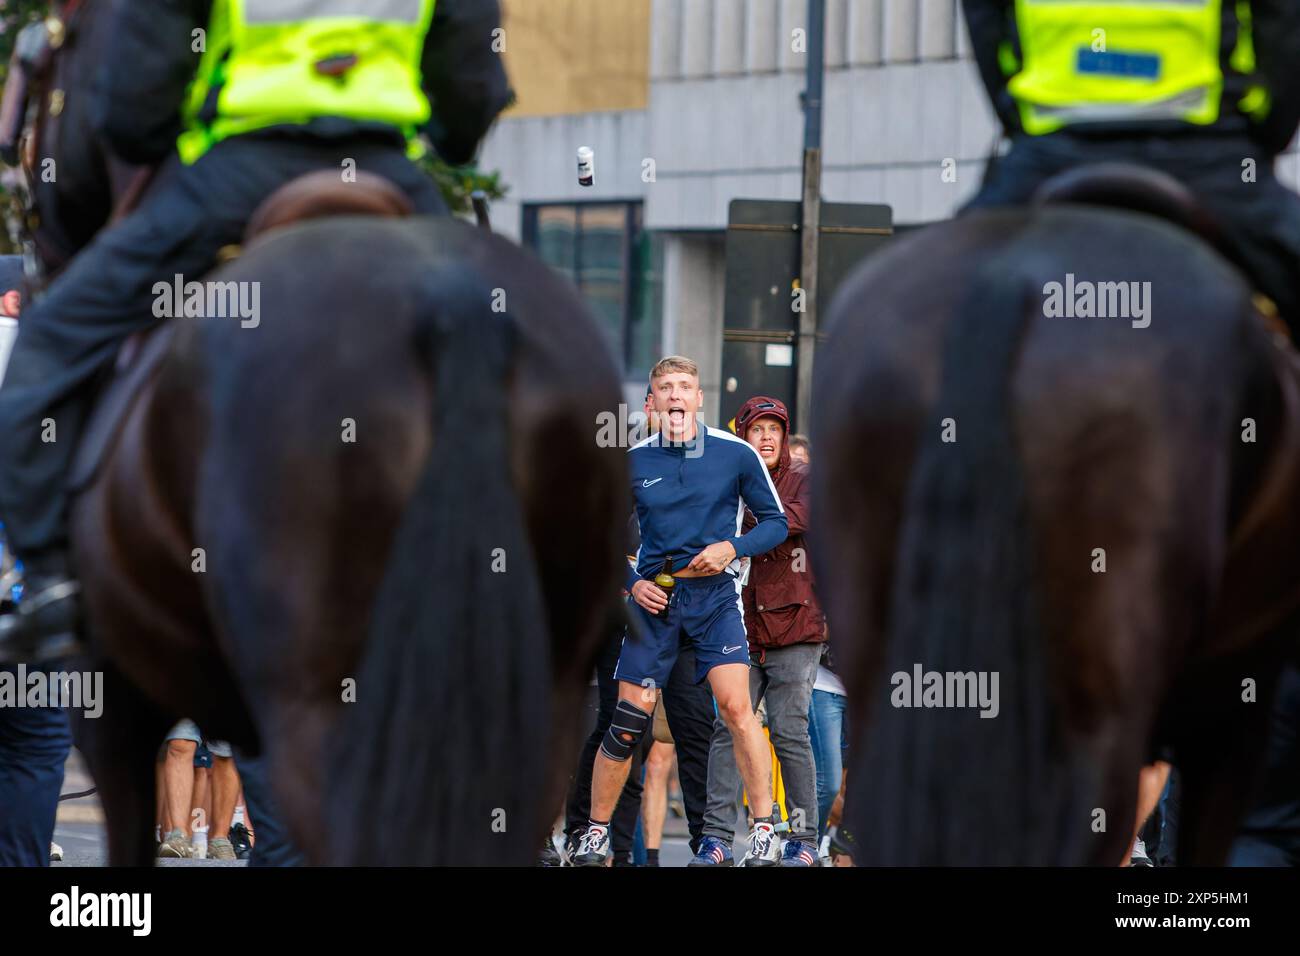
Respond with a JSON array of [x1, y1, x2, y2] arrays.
[[52, 819, 696, 867], [52, 822, 249, 867], [55, 748, 698, 866]]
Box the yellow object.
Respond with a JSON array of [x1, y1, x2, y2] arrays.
[[1008, 0, 1228, 135], [179, 0, 436, 164], [741, 728, 787, 823]]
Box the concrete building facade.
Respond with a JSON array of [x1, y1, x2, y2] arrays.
[[480, 0, 1300, 414]]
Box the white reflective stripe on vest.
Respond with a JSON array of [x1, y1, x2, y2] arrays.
[[242, 0, 425, 23], [1031, 87, 1212, 123]]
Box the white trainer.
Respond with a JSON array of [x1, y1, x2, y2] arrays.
[[743, 822, 781, 867], [573, 824, 612, 867]]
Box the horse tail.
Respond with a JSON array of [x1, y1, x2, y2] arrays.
[[854, 241, 1095, 865], [327, 263, 549, 866]]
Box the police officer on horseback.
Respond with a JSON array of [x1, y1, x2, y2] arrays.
[[0, 0, 509, 662], [963, 0, 1300, 327]]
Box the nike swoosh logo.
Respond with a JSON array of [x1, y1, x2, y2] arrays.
[[723, 645, 744, 654], [642, 478, 664, 487]]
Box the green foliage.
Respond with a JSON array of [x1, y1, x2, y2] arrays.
[[417, 151, 507, 217]]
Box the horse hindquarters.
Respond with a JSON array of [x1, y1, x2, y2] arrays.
[[343, 250, 626, 865], [177, 218, 623, 866], [840, 243, 1106, 865], [820, 210, 1258, 864], [1172, 333, 1300, 864], [324, 268, 552, 866]]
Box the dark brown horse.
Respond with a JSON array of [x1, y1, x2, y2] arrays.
[[813, 195, 1300, 865], [5, 1, 626, 865]]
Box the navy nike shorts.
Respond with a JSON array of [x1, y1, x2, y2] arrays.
[[614, 572, 750, 689]]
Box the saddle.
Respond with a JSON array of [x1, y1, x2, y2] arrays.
[[1033, 163, 1217, 243], [1032, 163, 1290, 340], [69, 171, 414, 491], [242, 170, 414, 244]]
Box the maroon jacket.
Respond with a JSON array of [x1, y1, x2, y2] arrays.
[[735, 396, 825, 649]]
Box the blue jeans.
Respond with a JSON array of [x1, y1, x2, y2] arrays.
[[233, 748, 308, 867], [1229, 661, 1300, 867], [0, 664, 72, 865], [1228, 835, 1300, 866], [808, 689, 846, 841]]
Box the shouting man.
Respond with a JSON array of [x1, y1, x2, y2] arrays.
[[574, 356, 788, 866]]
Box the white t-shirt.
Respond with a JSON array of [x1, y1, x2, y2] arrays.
[[0, 318, 18, 389], [813, 664, 845, 696]]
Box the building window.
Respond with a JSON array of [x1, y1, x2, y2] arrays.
[[523, 201, 662, 380]]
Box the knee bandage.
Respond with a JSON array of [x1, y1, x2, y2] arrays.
[[600, 700, 652, 761]]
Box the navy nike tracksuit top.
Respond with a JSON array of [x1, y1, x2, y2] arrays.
[[625, 425, 788, 591]]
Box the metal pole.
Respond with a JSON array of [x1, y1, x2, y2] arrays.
[[471, 189, 492, 231], [803, 0, 825, 154], [796, 0, 826, 432]]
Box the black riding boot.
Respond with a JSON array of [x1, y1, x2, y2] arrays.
[[0, 551, 83, 663]]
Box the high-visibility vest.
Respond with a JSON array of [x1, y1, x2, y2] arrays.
[[178, 0, 437, 164], [1004, 0, 1268, 136]]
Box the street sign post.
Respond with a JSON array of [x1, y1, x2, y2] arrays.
[[720, 199, 893, 432]]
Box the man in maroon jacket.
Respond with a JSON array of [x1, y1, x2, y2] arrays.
[[689, 395, 826, 866]]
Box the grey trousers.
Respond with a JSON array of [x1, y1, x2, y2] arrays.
[[702, 641, 821, 845]]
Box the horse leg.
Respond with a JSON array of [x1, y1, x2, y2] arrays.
[[73, 655, 172, 866], [260, 704, 334, 866]]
